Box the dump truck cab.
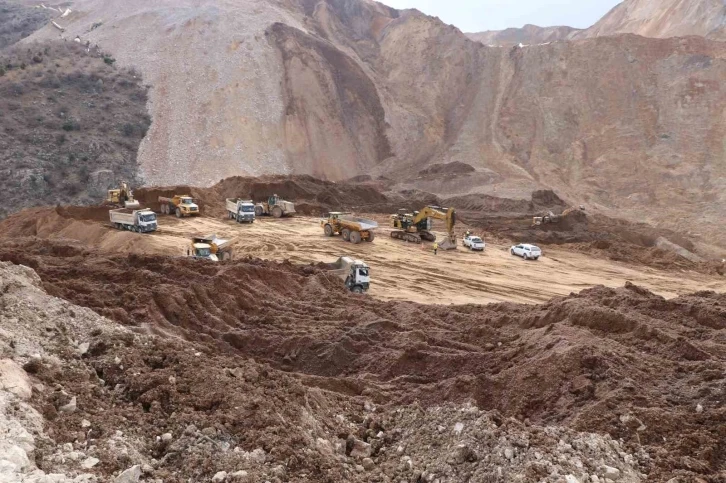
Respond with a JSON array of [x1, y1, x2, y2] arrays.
[[190, 243, 218, 261], [345, 260, 370, 293], [191, 234, 233, 261], [237, 201, 255, 222], [178, 196, 198, 213]]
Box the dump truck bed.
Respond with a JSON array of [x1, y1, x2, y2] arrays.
[[323, 256, 355, 280], [337, 216, 378, 231]]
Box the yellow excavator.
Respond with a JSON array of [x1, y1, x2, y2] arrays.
[[390, 206, 457, 250], [106, 181, 140, 209], [532, 205, 585, 226]]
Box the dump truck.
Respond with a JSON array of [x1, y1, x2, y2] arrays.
[[324, 256, 371, 293], [225, 198, 256, 223], [189, 234, 233, 261], [390, 206, 457, 250], [158, 195, 200, 217], [532, 206, 585, 226], [189, 242, 216, 261], [321, 213, 378, 244], [255, 194, 295, 218], [106, 181, 140, 209], [109, 208, 157, 233]]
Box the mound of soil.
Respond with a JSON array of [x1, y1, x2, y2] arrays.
[[2, 258, 650, 482], [135, 175, 391, 218], [1, 238, 724, 480]]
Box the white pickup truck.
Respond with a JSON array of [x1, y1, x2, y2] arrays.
[[225, 198, 256, 223], [463, 235, 486, 251], [109, 208, 157, 233]]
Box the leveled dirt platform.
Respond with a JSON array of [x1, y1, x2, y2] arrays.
[[3, 209, 722, 305]]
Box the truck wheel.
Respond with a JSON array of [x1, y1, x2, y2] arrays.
[[351, 286, 363, 294], [341, 228, 351, 241], [324, 224, 334, 237], [175, 208, 182, 218], [366, 231, 375, 242], [350, 231, 362, 244], [255, 206, 264, 217], [272, 206, 283, 218]]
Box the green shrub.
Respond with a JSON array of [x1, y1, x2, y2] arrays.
[[103, 56, 115, 65], [62, 119, 80, 131]]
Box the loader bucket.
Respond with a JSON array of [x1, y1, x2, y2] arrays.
[[438, 235, 457, 251]]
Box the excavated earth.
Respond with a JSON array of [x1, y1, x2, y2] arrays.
[[0, 239, 724, 481]]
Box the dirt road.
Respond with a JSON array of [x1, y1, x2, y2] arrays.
[[124, 215, 725, 305]]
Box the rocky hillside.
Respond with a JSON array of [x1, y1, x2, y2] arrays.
[[0, 0, 52, 49], [579, 0, 726, 40], [17, 0, 726, 244], [468, 25, 580, 46], [0, 42, 150, 219]]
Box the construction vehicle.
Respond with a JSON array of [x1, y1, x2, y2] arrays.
[[189, 242, 216, 261], [390, 206, 457, 250], [106, 181, 140, 209], [321, 213, 377, 244], [532, 205, 585, 226], [325, 256, 371, 293], [254, 194, 295, 218], [189, 234, 233, 261], [225, 199, 256, 223], [158, 195, 200, 217], [109, 208, 157, 233]]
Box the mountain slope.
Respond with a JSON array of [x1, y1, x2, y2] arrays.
[[579, 0, 726, 40], [20, 0, 726, 244], [468, 24, 580, 46]]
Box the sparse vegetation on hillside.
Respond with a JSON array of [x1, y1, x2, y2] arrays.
[[0, 42, 150, 218], [0, 0, 53, 49]]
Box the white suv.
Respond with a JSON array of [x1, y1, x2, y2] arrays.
[[511, 244, 542, 260], [463, 235, 486, 251]]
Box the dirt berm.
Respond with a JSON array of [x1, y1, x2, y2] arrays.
[[0, 239, 724, 480]]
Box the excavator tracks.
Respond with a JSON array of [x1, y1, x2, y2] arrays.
[[391, 231, 422, 243]]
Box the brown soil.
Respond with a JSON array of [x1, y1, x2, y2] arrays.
[[0, 238, 724, 480]]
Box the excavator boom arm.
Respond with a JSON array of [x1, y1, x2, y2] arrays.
[[412, 206, 456, 234]]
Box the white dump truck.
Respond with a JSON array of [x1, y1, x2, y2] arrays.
[[109, 208, 158, 233], [225, 198, 256, 223], [325, 257, 371, 293]]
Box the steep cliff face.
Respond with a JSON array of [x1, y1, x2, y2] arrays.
[[21, 0, 726, 241], [579, 0, 726, 40]]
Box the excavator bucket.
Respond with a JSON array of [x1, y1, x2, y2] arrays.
[[438, 235, 457, 250], [124, 200, 140, 209]]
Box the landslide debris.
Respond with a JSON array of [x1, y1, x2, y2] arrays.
[[1, 259, 652, 482], [0, 240, 724, 480], [0, 41, 150, 220]]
